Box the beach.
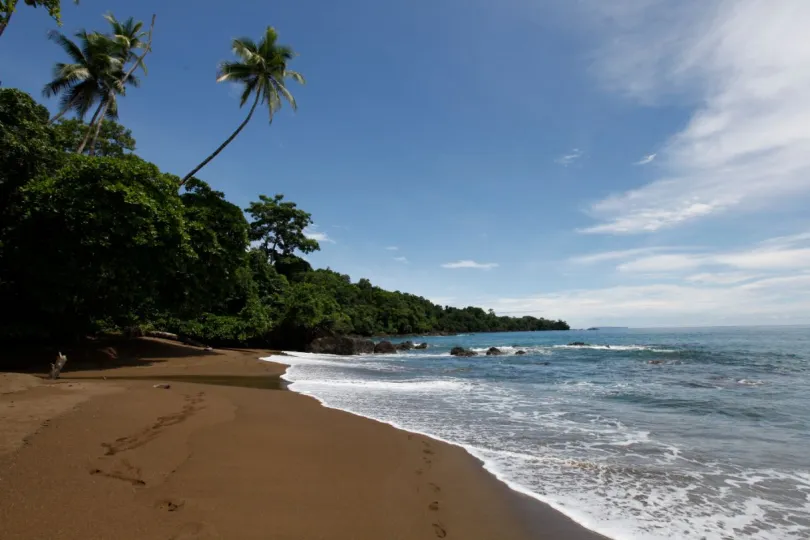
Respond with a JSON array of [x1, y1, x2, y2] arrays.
[[0, 338, 605, 540]]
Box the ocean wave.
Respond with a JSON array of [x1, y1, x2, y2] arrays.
[[286, 378, 470, 392], [551, 344, 678, 353]]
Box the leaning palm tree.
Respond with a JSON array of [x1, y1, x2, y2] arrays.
[[79, 13, 152, 155], [42, 29, 123, 125], [180, 26, 305, 186]]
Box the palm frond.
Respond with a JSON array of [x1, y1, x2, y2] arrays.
[[285, 69, 306, 85], [232, 38, 261, 64], [270, 77, 297, 111], [47, 31, 86, 65], [217, 61, 257, 83], [239, 77, 259, 107]]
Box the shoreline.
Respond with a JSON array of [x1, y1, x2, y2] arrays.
[[0, 338, 606, 540], [274, 353, 612, 540]]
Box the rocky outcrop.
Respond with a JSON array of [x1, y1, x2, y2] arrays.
[[397, 340, 415, 351], [308, 336, 375, 355], [515, 350, 527, 355], [450, 346, 477, 357], [568, 342, 589, 347], [374, 341, 398, 354], [486, 347, 504, 356], [415, 343, 429, 350]]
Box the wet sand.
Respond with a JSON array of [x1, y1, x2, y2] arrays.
[[0, 338, 607, 539]]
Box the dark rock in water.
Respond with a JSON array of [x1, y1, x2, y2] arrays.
[[415, 343, 429, 350], [540, 362, 551, 366], [374, 341, 398, 354], [486, 347, 504, 356], [648, 360, 665, 365], [515, 350, 527, 355], [397, 340, 415, 351], [568, 342, 589, 347], [450, 346, 477, 357], [308, 336, 375, 355]]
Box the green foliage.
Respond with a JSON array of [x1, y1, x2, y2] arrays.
[[246, 194, 320, 263], [0, 1, 79, 35], [0, 89, 569, 348], [52, 118, 135, 156], [3, 153, 192, 337]]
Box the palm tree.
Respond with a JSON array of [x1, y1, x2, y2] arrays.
[[80, 13, 151, 155], [42, 29, 123, 125], [180, 26, 305, 186]]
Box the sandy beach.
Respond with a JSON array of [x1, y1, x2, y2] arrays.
[[0, 338, 606, 540]]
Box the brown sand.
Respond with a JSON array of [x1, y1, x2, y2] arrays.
[[0, 338, 606, 540]]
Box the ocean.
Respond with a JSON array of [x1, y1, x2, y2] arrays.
[[270, 326, 810, 540]]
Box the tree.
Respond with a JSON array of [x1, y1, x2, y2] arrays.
[[3, 154, 192, 338], [179, 26, 305, 185], [42, 29, 126, 126], [246, 194, 320, 263], [79, 13, 154, 155], [52, 118, 135, 157], [0, 0, 79, 40]]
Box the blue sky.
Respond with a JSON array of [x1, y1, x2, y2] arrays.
[[2, 0, 810, 328]]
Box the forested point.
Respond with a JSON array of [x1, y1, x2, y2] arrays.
[[0, 89, 568, 350], [0, 11, 567, 353]]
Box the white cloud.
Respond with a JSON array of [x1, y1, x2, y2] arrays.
[[685, 272, 759, 285], [304, 227, 335, 244], [581, 0, 810, 234], [490, 278, 810, 327], [617, 253, 702, 273], [570, 246, 685, 264], [393, 256, 408, 263], [385, 246, 399, 251], [556, 148, 583, 166], [634, 153, 657, 165], [441, 260, 499, 270]]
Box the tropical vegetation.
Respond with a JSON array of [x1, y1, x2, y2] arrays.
[[0, 12, 568, 356]]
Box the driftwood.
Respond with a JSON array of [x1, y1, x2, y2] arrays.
[[49, 352, 68, 380], [145, 331, 210, 349]]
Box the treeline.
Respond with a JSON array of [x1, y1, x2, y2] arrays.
[[0, 89, 567, 349]]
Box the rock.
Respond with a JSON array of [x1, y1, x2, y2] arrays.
[[648, 360, 665, 365], [397, 340, 415, 351], [374, 341, 398, 354], [415, 343, 429, 350], [515, 350, 527, 355], [486, 347, 504, 356], [308, 336, 375, 355], [568, 342, 589, 347], [153, 383, 171, 389], [540, 362, 551, 366], [450, 346, 477, 357]]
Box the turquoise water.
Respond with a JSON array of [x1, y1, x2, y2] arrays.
[[274, 327, 810, 539]]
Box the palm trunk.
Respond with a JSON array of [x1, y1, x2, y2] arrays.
[[179, 91, 261, 187], [76, 102, 103, 154], [49, 101, 75, 124], [87, 100, 110, 156]]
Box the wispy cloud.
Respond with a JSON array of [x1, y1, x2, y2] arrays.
[[581, 0, 810, 234], [569, 246, 685, 264], [385, 246, 399, 251], [393, 256, 408, 263], [441, 260, 499, 270], [556, 148, 583, 166], [304, 227, 335, 244], [634, 153, 657, 165], [685, 272, 760, 285]]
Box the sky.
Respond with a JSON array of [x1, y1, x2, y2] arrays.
[[2, 0, 809, 328]]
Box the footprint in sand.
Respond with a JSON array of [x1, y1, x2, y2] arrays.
[[428, 501, 440, 511], [428, 482, 441, 493], [156, 498, 185, 512], [433, 522, 447, 538], [89, 459, 145, 486], [169, 521, 220, 540]]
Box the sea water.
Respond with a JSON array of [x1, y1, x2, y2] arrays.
[[268, 326, 810, 539]]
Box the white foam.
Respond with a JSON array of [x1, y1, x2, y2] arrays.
[[551, 344, 677, 353]]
